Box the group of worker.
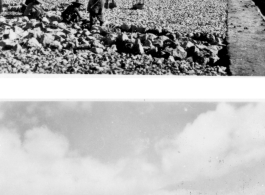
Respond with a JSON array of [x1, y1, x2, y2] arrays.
[[21, 0, 109, 29]]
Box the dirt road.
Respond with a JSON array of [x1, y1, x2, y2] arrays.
[[228, 0, 265, 76]]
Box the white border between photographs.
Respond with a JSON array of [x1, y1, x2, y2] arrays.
[[0, 77, 264, 100]]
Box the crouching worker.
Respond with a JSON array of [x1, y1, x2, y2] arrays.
[[23, 0, 45, 19], [87, 0, 105, 30], [21, 0, 34, 14], [61, 0, 83, 24]]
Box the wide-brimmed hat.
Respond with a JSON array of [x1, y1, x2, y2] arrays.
[[72, 0, 83, 6]]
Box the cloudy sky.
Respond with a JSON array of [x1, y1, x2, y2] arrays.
[[0, 102, 264, 195]]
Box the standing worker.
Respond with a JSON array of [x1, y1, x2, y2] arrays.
[[87, 0, 105, 30], [61, 0, 83, 24]]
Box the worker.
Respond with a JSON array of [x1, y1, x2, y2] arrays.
[[21, 0, 35, 14], [23, 0, 45, 19], [61, 0, 83, 24], [87, 0, 105, 30]]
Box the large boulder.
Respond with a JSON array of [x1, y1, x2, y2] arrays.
[[196, 44, 208, 50], [172, 46, 187, 60], [140, 33, 157, 43], [83, 30, 91, 37], [121, 23, 131, 31], [51, 21, 58, 28], [4, 29, 19, 40], [181, 41, 195, 50], [40, 33, 55, 47], [24, 19, 39, 30], [50, 40, 62, 50], [13, 26, 24, 36], [86, 35, 97, 41], [206, 45, 220, 56], [164, 39, 178, 49], [99, 26, 108, 35], [207, 33, 217, 44], [22, 16, 29, 22], [166, 32, 176, 41], [48, 14, 62, 23], [0, 39, 17, 49], [134, 38, 145, 54], [92, 40, 105, 49], [193, 49, 209, 64], [21, 31, 30, 39], [159, 35, 169, 42], [13, 43, 23, 54], [0, 16, 6, 23], [91, 47, 104, 54], [42, 17, 50, 24], [91, 25, 101, 31], [146, 46, 158, 56], [57, 22, 67, 30], [107, 44, 117, 53], [26, 38, 42, 48], [29, 27, 43, 40], [153, 39, 164, 48], [92, 33, 104, 41], [118, 33, 129, 42], [175, 31, 182, 39], [143, 39, 153, 47], [55, 31, 67, 39]]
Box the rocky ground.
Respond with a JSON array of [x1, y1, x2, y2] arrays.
[[0, 0, 229, 75]]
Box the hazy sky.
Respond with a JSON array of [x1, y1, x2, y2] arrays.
[[0, 102, 264, 195]]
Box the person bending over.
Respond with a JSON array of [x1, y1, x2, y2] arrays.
[[23, 0, 45, 19], [62, 0, 83, 24]]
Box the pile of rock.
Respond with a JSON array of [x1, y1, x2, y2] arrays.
[[0, 0, 228, 75]]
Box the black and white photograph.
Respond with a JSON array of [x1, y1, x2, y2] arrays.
[[0, 101, 264, 195], [2, 0, 260, 76]]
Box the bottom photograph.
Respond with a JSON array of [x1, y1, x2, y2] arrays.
[[0, 102, 264, 195]]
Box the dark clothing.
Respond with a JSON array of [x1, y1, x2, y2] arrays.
[[0, 0, 3, 13], [24, 3, 45, 19], [87, 0, 104, 14], [61, 4, 82, 23], [25, 0, 34, 5], [21, 0, 35, 14], [87, 0, 104, 29], [90, 12, 104, 27], [104, 0, 116, 9]]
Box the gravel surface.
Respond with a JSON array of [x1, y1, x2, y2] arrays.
[[0, 0, 229, 75]]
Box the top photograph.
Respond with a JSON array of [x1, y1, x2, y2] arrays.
[[0, 0, 263, 75]]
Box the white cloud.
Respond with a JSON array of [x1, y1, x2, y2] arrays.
[[0, 127, 161, 195], [156, 103, 265, 184], [1, 103, 265, 195]]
